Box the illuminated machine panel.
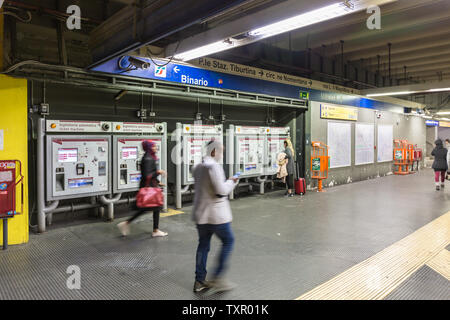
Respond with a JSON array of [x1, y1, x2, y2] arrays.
[[113, 136, 163, 193], [46, 135, 111, 200], [234, 126, 266, 177], [182, 124, 223, 185]]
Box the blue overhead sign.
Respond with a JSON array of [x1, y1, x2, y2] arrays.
[[426, 120, 439, 127], [91, 56, 408, 111]]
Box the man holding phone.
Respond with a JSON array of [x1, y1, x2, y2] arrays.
[[192, 140, 239, 294]]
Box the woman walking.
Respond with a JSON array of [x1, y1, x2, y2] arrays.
[[117, 140, 168, 237], [283, 138, 295, 197], [431, 138, 448, 191]]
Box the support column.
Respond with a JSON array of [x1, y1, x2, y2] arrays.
[[175, 122, 182, 209]]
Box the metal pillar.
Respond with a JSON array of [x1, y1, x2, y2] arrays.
[[2, 219, 7, 250], [388, 43, 392, 86], [162, 122, 168, 212], [99, 194, 122, 221], [228, 125, 235, 200], [37, 118, 59, 233], [340, 40, 345, 80], [175, 122, 183, 209]]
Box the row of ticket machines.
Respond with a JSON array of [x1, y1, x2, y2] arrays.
[[44, 120, 290, 209]]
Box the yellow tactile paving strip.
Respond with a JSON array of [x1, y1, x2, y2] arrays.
[[160, 209, 184, 218], [296, 211, 450, 300], [427, 249, 450, 281]]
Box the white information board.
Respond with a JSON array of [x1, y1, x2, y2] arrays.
[[0, 129, 3, 151], [327, 121, 352, 168], [377, 125, 394, 162], [355, 123, 374, 165]]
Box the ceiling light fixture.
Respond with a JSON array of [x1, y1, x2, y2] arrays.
[[436, 111, 450, 115], [172, 2, 360, 61], [248, 2, 354, 38], [366, 91, 416, 97], [174, 39, 235, 61], [426, 88, 450, 93]]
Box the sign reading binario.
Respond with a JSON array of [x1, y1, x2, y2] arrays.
[[91, 56, 419, 111], [181, 75, 209, 86]]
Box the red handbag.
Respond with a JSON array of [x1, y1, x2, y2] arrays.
[[136, 176, 164, 208]]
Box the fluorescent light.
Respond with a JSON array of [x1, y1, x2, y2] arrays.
[[426, 88, 450, 93], [248, 3, 354, 38], [174, 39, 235, 61], [173, 2, 357, 61], [439, 117, 450, 121], [436, 111, 450, 115], [366, 91, 416, 97], [422, 116, 433, 119]]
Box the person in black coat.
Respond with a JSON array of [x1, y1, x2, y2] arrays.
[[431, 138, 448, 191], [117, 140, 168, 237]]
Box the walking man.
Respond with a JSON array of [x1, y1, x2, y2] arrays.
[[192, 140, 238, 294]]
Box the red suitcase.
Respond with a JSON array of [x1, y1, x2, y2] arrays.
[[295, 178, 306, 195]]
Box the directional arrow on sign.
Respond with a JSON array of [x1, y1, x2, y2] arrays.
[[174, 66, 180, 74], [258, 70, 264, 77]]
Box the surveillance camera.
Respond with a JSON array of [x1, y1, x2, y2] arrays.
[[129, 56, 151, 70]]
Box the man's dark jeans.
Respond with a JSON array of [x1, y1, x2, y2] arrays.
[[195, 222, 234, 282]]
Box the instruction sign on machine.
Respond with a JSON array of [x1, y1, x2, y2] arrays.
[[112, 122, 166, 194], [265, 127, 290, 176], [181, 124, 223, 185]]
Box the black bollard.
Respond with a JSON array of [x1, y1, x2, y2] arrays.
[[2, 219, 7, 250]]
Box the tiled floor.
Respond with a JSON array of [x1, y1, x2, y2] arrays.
[[0, 169, 449, 300]]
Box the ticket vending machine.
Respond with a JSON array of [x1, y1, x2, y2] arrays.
[[45, 120, 113, 201], [265, 127, 291, 176], [46, 135, 112, 200], [229, 125, 266, 178], [112, 122, 167, 211], [174, 123, 223, 209], [227, 125, 267, 199]]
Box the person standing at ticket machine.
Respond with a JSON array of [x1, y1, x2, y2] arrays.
[[283, 138, 295, 197], [117, 140, 168, 237]]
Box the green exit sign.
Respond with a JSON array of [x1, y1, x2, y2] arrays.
[[300, 91, 309, 100]]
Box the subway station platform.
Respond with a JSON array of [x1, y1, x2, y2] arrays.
[[0, 169, 449, 300]]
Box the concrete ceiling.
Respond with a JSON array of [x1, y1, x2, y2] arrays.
[[5, 0, 449, 109], [266, 0, 450, 83]]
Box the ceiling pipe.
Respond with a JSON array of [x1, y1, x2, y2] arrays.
[[388, 43, 392, 86]]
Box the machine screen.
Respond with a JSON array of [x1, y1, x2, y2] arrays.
[[122, 147, 138, 160], [58, 148, 78, 163]]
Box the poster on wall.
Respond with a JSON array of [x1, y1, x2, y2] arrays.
[[355, 123, 374, 165], [327, 121, 352, 168], [377, 125, 394, 162]]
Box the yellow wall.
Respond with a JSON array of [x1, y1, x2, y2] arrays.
[[0, 75, 29, 245]]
